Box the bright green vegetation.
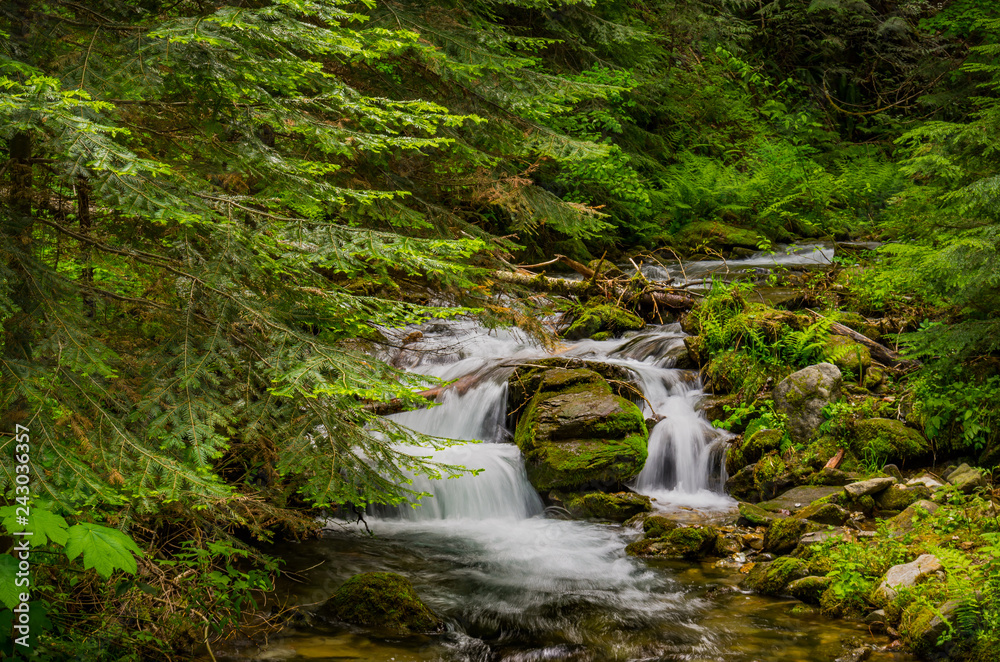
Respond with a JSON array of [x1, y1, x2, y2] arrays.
[[2, 0, 1000, 658], [323, 572, 442, 635]]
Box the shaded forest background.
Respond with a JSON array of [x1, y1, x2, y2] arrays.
[[2, 0, 1000, 658]]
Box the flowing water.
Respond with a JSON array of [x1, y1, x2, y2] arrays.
[[225, 317, 917, 662]]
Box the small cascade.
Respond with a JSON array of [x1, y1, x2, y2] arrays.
[[382, 375, 544, 521]]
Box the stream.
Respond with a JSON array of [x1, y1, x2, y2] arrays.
[[224, 246, 916, 662]]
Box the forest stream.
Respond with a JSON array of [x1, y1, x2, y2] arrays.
[[219, 247, 916, 662]]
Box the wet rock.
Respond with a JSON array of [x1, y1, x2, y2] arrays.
[[788, 575, 831, 605], [865, 609, 887, 633], [738, 502, 782, 527], [569, 491, 651, 522], [947, 464, 986, 493], [563, 303, 644, 340], [714, 535, 742, 557], [797, 528, 850, 548], [843, 477, 895, 498], [626, 525, 719, 559], [512, 368, 648, 492], [835, 646, 873, 662], [874, 554, 944, 604], [794, 501, 849, 526], [811, 467, 856, 486], [852, 419, 929, 462], [321, 572, 443, 635], [642, 515, 678, 538], [742, 557, 809, 595], [742, 532, 764, 550], [725, 464, 759, 502], [889, 500, 940, 535], [764, 517, 813, 554], [773, 363, 842, 443]]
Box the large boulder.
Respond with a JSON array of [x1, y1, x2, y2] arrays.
[[852, 419, 929, 462], [773, 363, 842, 443], [743, 557, 809, 596], [512, 367, 648, 493], [564, 303, 644, 340], [322, 572, 443, 635], [947, 463, 987, 493]]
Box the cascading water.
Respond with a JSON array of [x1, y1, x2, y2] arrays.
[[245, 245, 920, 662]]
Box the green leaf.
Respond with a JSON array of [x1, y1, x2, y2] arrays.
[[0, 555, 20, 610], [64, 523, 144, 579], [0, 505, 70, 548]]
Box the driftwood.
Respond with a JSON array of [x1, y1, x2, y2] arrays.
[[807, 309, 920, 370], [491, 268, 696, 310]]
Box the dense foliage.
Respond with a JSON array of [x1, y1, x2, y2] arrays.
[[1, 0, 998, 658]]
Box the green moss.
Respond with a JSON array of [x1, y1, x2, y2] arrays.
[[643, 515, 678, 538], [794, 501, 849, 526], [764, 516, 810, 554], [325, 572, 442, 635], [705, 350, 770, 397], [743, 557, 809, 595], [727, 428, 783, 475], [626, 526, 719, 558], [737, 501, 778, 527], [564, 302, 644, 340], [851, 418, 929, 462], [526, 433, 648, 491], [572, 491, 651, 521], [753, 452, 786, 493], [823, 336, 871, 375], [673, 219, 765, 254]]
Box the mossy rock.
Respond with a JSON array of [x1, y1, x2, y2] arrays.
[[875, 484, 929, 512], [673, 220, 765, 255], [564, 302, 644, 340], [851, 418, 929, 462], [794, 501, 849, 526], [764, 517, 813, 554], [643, 515, 678, 538], [823, 336, 871, 375], [743, 557, 809, 596], [570, 491, 651, 522], [626, 526, 719, 559], [789, 576, 832, 605], [513, 372, 649, 492], [753, 452, 787, 496], [738, 501, 781, 527], [901, 599, 961, 653], [323, 572, 443, 635], [864, 366, 885, 390], [507, 361, 634, 413], [726, 428, 783, 475], [725, 464, 760, 502], [705, 350, 769, 396]]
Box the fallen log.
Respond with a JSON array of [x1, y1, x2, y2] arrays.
[[490, 269, 696, 310], [812, 312, 920, 371]]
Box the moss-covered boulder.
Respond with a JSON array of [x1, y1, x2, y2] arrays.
[[787, 576, 831, 605], [512, 368, 648, 492], [626, 526, 719, 559], [753, 452, 788, 498], [875, 484, 929, 512], [764, 517, 813, 554], [823, 335, 872, 375], [851, 419, 929, 462], [773, 363, 842, 444], [794, 501, 849, 526], [901, 599, 962, 653], [726, 428, 783, 475], [743, 557, 809, 596], [564, 302, 644, 340], [323, 572, 443, 635], [568, 491, 651, 521], [643, 515, 678, 538]]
